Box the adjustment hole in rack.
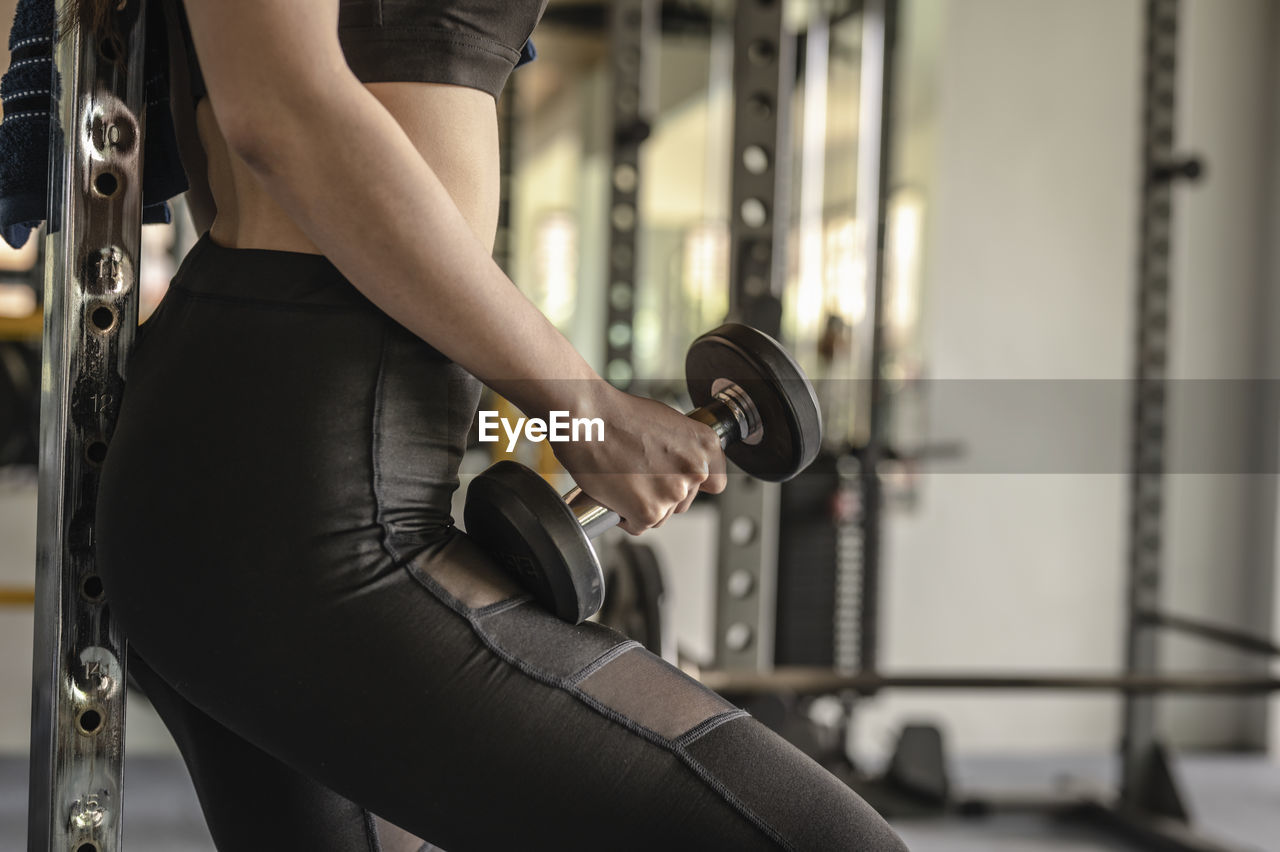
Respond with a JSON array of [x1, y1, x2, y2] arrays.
[[725, 623, 754, 652], [93, 172, 119, 198], [97, 36, 119, 62], [740, 198, 769, 228], [77, 708, 103, 735], [81, 575, 105, 601], [90, 304, 116, 333], [729, 515, 757, 546], [748, 94, 773, 120], [85, 440, 108, 466], [747, 40, 776, 66], [75, 843, 99, 852], [742, 145, 770, 175], [609, 282, 632, 310]]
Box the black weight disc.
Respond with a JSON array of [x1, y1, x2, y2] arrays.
[[598, 540, 667, 657], [685, 323, 822, 481], [464, 460, 604, 624]]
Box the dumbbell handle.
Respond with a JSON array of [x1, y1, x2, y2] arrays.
[[563, 383, 762, 537]]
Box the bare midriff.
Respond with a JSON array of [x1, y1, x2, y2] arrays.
[[196, 81, 501, 255]]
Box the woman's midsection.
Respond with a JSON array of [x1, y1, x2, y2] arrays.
[[197, 82, 502, 254]]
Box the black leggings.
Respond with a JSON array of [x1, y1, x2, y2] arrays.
[[95, 235, 907, 851]]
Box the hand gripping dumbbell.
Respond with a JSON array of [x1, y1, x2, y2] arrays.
[[464, 323, 822, 623]]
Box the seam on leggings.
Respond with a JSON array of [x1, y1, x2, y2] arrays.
[[566, 640, 642, 686], [674, 709, 750, 748], [407, 563, 473, 618], [407, 570, 667, 744], [472, 594, 535, 618], [675, 745, 793, 851], [370, 330, 404, 565], [402, 565, 789, 848], [362, 807, 384, 852]]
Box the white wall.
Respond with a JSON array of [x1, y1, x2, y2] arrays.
[[0, 473, 38, 754], [855, 0, 1279, 759], [1266, 2, 1280, 763], [1164, 0, 1276, 751], [854, 0, 1138, 758]]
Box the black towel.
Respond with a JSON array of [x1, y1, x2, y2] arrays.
[[0, 0, 187, 249]]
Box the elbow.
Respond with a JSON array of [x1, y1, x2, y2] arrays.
[[212, 77, 343, 175], [206, 66, 369, 186], [217, 103, 290, 176], [214, 73, 361, 178]]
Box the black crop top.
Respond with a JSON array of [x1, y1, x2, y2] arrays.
[[178, 0, 549, 101]]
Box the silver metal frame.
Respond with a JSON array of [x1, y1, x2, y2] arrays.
[[725, 0, 792, 336], [849, 0, 892, 678], [29, 2, 147, 849], [1120, 0, 1179, 814], [603, 0, 658, 390], [786, 0, 896, 676], [712, 0, 797, 671]]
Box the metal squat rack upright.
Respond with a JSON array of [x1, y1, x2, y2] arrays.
[[714, 0, 894, 677], [711, 0, 799, 673], [29, 1, 147, 850], [602, 0, 657, 392], [595, 0, 811, 672]]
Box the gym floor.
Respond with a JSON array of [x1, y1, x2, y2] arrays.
[[2, 752, 1277, 850]]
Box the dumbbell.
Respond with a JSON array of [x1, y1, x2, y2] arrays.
[[464, 323, 822, 623]]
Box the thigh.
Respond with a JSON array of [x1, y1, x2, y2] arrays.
[[127, 648, 428, 852], [130, 531, 905, 851]]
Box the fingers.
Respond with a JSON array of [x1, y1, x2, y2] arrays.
[[619, 518, 645, 536], [696, 424, 728, 495], [597, 418, 727, 535], [673, 484, 698, 515], [619, 476, 695, 534], [651, 502, 678, 529], [702, 450, 727, 495]]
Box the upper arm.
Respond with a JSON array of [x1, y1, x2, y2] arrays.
[[180, 0, 353, 155]]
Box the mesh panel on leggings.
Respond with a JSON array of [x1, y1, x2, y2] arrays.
[[410, 532, 748, 748], [577, 646, 738, 741], [406, 536, 525, 610]]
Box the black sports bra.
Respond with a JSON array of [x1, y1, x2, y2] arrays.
[[177, 0, 548, 101]]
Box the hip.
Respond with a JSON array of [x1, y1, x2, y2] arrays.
[[96, 235, 483, 584]]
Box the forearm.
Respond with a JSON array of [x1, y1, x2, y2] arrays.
[[226, 77, 605, 420]]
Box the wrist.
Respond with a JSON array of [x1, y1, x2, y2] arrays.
[[548, 379, 619, 467], [567, 377, 619, 422], [511, 376, 616, 429]]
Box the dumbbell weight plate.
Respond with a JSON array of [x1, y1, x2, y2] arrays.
[[464, 460, 604, 623], [685, 323, 822, 481], [598, 540, 668, 658]]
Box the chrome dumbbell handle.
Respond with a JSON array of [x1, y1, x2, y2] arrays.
[[562, 382, 762, 537]]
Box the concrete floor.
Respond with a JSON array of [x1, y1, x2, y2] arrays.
[[3, 751, 1279, 850], [891, 752, 1280, 852]]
